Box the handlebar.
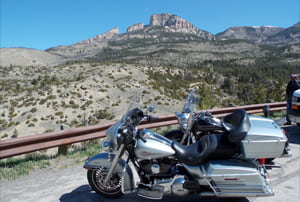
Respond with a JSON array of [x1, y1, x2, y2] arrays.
[[137, 130, 147, 143]]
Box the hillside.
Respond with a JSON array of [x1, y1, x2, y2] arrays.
[[0, 63, 187, 140], [0, 48, 65, 67], [0, 60, 296, 141]]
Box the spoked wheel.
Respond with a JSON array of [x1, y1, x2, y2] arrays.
[[87, 167, 122, 198]]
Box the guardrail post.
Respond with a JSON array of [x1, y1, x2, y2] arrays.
[[263, 105, 270, 117], [58, 125, 68, 155]]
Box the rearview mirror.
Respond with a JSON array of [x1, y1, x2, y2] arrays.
[[147, 105, 155, 113]]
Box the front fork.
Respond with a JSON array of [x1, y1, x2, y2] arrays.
[[104, 144, 125, 184]]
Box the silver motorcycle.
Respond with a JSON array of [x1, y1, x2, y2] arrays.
[[84, 92, 291, 199]]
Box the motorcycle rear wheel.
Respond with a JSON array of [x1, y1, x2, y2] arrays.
[[87, 167, 122, 198]]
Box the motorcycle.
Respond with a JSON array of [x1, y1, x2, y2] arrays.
[[165, 89, 225, 145], [83, 92, 291, 199]]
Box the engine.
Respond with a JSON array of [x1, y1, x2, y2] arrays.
[[138, 158, 192, 196], [139, 158, 177, 174]]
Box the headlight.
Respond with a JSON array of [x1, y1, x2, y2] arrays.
[[102, 141, 111, 151]]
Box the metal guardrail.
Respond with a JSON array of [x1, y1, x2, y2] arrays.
[[0, 102, 286, 159]]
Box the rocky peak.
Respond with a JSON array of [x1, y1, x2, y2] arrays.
[[127, 23, 145, 32], [149, 13, 215, 40], [150, 13, 196, 31], [76, 27, 119, 44]]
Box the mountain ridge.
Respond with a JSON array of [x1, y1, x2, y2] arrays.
[[1, 13, 299, 67]]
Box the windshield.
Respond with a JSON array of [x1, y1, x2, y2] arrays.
[[121, 91, 144, 124], [105, 91, 144, 150], [182, 89, 200, 113]]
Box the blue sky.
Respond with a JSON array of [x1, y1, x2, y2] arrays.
[[1, 0, 299, 50]]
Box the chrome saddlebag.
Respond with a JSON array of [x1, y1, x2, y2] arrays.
[[200, 159, 274, 197]]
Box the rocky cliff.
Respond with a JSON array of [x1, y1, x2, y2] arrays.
[[127, 23, 144, 32], [76, 27, 119, 44], [150, 13, 215, 40]]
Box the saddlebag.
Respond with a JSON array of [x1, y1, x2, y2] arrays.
[[200, 159, 274, 197], [241, 116, 288, 158]]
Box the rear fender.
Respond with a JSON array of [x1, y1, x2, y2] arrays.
[[83, 152, 135, 194]]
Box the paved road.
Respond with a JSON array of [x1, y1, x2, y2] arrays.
[[1, 126, 299, 202]]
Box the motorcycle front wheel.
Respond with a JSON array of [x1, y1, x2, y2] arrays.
[[87, 167, 122, 198]]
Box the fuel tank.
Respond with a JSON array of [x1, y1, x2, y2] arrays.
[[135, 129, 175, 159]]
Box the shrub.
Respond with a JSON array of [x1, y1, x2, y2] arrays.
[[94, 109, 115, 120], [55, 111, 64, 116], [30, 108, 37, 113]]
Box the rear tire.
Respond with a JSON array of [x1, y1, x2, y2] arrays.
[[87, 167, 122, 198]]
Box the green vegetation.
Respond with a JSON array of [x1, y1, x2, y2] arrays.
[[0, 153, 51, 180], [94, 109, 115, 120], [0, 140, 102, 180]]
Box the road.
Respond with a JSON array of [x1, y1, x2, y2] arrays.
[[0, 126, 299, 202]]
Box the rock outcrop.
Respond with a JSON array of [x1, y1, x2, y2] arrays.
[[150, 13, 215, 40], [76, 27, 119, 44], [127, 23, 144, 32]]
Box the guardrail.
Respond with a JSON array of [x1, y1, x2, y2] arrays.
[[0, 102, 286, 159]]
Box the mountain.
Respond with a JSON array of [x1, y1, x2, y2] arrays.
[[216, 22, 300, 45], [215, 26, 284, 43], [264, 22, 300, 45], [1, 13, 299, 67], [45, 13, 215, 59]]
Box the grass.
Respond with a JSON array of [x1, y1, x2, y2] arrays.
[[270, 111, 286, 119], [0, 153, 51, 180], [0, 140, 102, 180]]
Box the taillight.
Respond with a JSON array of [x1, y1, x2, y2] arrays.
[[258, 158, 265, 164], [282, 129, 287, 136]]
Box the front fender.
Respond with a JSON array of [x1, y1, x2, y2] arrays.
[[83, 152, 136, 194], [83, 153, 120, 170]]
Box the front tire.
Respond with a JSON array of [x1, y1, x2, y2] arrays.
[[87, 167, 122, 198]]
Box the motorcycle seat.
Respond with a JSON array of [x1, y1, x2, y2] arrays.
[[223, 109, 251, 143], [172, 134, 236, 166]]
